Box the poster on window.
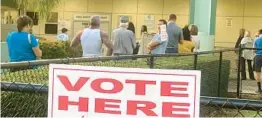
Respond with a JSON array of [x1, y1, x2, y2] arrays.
[[144, 15, 155, 29], [58, 19, 71, 31]]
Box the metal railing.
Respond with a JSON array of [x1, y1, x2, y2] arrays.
[[237, 48, 262, 98], [1, 48, 262, 117]]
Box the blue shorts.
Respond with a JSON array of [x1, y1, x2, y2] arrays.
[[166, 48, 178, 53]]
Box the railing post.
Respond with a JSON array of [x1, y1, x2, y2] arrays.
[[193, 53, 198, 70], [149, 56, 154, 69], [217, 51, 223, 97], [237, 48, 242, 98]]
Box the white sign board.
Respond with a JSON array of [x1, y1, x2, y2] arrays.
[[160, 25, 168, 41], [48, 64, 201, 118], [74, 14, 110, 21], [58, 20, 71, 31]]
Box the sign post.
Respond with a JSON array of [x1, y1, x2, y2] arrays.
[[48, 64, 201, 118]]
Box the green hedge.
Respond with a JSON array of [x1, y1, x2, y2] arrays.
[[39, 40, 82, 59]]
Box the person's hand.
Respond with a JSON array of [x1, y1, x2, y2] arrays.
[[147, 45, 152, 51]]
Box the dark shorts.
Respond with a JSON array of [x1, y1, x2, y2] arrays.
[[166, 48, 178, 53], [254, 55, 262, 72]]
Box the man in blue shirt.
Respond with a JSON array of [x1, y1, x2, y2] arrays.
[[254, 29, 262, 93], [148, 19, 168, 54]]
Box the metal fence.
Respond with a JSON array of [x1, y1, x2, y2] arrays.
[[1, 48, 262, 117], [237, 48, 262, 99]]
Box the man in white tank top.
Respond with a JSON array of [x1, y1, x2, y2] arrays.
[[70, 16, 113, 57]]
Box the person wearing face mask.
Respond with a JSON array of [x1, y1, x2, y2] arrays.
[[7, 16, 42, 63]]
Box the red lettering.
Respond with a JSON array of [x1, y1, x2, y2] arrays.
[[127, 100, 157, 116], [58, 96, 89, 112], [161, 82, 188, 97], [58, 75, 89, 91], [162, 102, 190, 117], [91, 78, 123, 94], [126, 80, 156, 95], [95, 98, 121, 114]]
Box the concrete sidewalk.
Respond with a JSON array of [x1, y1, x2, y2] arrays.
[[228, 79, 258, 94]]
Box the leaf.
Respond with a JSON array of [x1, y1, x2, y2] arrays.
[[14, 0, 63, 20]]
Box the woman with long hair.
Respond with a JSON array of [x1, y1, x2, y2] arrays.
[[189, 24, 200, 52], [235, 29, 245, 48], [141, 25, 148, 35], [127, 22, 135, 34], [127, 22, 140, 54], [178, 25, 195, 53], [240, 30, 255, 80]]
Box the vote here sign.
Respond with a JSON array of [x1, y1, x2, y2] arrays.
[[48, 64, 201, 118]]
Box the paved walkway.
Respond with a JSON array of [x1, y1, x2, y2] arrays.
[[228, 79, 258, 94]]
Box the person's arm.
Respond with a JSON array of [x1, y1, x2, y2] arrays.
[[101, 31, 113, 56], [179, 29, 184, 44], [254, 40, 257, 53], [30, 35, 42, 58], [147, 40, 160, 51], [147, 35, 161, 51], [70, 30, 83, 48]]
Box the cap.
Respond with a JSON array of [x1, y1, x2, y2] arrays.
[[120, 16, 129, 23]]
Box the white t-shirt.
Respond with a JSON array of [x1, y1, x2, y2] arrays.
[[241, 37, 255, 60], [56, 33, 69, 41], [191, 35, 200, 52]]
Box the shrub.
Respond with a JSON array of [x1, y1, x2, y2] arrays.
[[39, 40, 82, 59]]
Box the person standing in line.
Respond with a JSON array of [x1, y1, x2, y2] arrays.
[[253, 29, 262, 93], [141, 25, 148, 35], [56, 28, 69, 41], [6, 16, 42, 71], [112, 16, 136, 56], [147, 19, 168, 54], [235, 29, 246, 49], [166, 14, 184, 53], [70, 16, 113, 57], [178, 25, 195, 53], [7, 16, 42, 62], [189, 24, 200, 52], [235, 29, 246, 79], [240, 30, 255, 80], [127, 22, 135, 34], [127, 22, 140, 55]]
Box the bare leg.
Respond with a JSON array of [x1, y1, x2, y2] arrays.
[[256, 72, 261, 82], [256, 72, 262, 93]]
